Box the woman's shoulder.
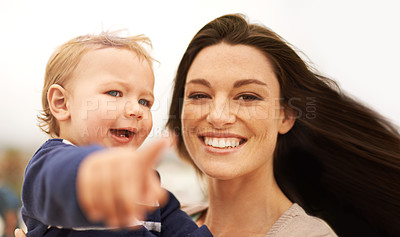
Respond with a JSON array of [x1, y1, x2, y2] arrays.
[[266, 203, 337, 237], [181, 202, 208, 222]]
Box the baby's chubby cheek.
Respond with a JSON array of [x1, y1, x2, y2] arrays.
[[138, 117, 153, 142]]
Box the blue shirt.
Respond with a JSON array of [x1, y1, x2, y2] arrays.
[[21, 139, 212, 237]]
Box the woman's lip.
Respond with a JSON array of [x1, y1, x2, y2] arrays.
[[198, 132, 246, 139]]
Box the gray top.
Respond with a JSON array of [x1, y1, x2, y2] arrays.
[[266, 203, 337, 237], [183, 202, 337, 236]]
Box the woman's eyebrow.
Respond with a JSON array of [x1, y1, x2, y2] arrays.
[[186, 78, 268, 89], [233, 79, 268, 88], [186, 78, 211, 88]]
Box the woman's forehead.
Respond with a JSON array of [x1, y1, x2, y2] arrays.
[[186, 43, 278, 89]]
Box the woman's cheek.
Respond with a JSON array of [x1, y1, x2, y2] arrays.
[[182, 103, 198, 121], [183, 101, 212, 119]]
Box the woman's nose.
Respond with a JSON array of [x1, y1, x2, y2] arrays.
[[206, 98, 235, 128], [124, 100, 143, 120]]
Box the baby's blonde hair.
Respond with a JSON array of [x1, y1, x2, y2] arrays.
[[38, 32, 154, 137]]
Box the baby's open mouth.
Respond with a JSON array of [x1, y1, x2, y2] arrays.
[[110, 129, 134, 138]]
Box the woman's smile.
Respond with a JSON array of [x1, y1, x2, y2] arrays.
[[198, 132, 248, 154]]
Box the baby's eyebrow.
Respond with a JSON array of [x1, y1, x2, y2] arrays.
[[98, 80, 154, 99], [144, 90, 155, 100]]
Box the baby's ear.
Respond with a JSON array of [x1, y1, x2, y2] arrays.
[[48, 84, 70, 121]]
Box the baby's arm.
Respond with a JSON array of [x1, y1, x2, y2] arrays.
[[160, 192, 213, 237], [22, 139, 167, 229], [22, 141, 102, 228]]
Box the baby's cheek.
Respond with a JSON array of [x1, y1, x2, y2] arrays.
[[144, 110, 153, 129], [140, 115, 153, 139], [102, 108, 119, 120], [87, 120, 109, 140]]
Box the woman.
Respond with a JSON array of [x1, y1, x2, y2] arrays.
[[167, 14, 400, 236]]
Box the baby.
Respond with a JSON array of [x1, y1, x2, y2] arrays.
[[20, 32, 212, 237]]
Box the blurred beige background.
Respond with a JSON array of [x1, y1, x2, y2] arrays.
[[1, 0, 399, 234]]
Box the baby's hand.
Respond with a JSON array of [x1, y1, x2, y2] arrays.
[[76, 139, 169, 227], [14, 229, 26, 237]]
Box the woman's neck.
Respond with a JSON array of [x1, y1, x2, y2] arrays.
[[202, 167, 292, 237]]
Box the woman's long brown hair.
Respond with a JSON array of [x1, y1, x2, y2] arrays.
[[167, 14, 400, 236]]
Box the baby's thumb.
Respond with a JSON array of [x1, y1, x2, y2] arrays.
[[138, 138, 169, 167], [15, 229, 27, 237]]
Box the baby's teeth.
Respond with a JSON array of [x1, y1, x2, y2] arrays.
[[218, 140, 225, 148], [226, 140, 231, 147]]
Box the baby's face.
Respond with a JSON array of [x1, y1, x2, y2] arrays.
[[63, 48, 154, 148]]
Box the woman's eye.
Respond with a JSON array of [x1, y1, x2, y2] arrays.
[[188, 93, 210, 100], [138, 99, 150, 107], [106, 90, 122, 97], [237, 94, 261, 101]]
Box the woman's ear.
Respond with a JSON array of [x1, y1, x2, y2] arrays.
[[278, 108, 296, 135], [48, 84, 70, 121]]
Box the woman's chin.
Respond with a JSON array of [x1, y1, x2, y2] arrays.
[[201, 166, 241, 181]]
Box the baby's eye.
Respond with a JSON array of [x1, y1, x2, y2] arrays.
[[106, 90, 122, 97], [237, 94, 262, 101], [188, 93, 210, 100], [138, 99, 150, 107]]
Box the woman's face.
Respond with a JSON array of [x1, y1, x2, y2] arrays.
[[181, 43, 294, 180]]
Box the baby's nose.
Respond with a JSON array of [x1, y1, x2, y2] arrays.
[[123, 101, 143, 120]]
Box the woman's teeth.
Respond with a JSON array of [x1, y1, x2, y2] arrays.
[[204, 137, 242, 148]]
